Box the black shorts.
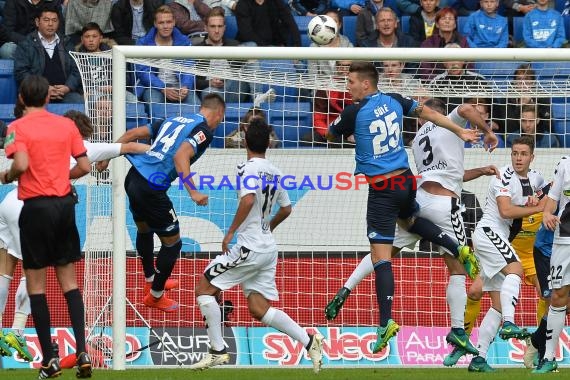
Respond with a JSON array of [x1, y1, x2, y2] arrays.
[[19, 194, 81, 270], [125, 167, 179, 237], [366, 169, 418, 244], [533, 246, 551, 298]]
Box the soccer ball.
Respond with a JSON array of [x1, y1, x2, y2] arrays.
[[308, 15, 338, 46]]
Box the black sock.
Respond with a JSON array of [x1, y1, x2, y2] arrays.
[[533, 317, 547, 360], [408, 217, 459, 257], [374, 260, 394, 327], [64, 289, 86, 354], [137, 232, 155, 278], [154, 240, 182, 292], [30, 294, 53, 366]]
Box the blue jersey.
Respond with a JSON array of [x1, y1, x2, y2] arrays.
[[127, 114, 213, 187], [329, 92, 417, 177], [535, 223, 554, 258]]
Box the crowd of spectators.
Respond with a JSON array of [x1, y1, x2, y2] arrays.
[[0, 0, 568, 149]]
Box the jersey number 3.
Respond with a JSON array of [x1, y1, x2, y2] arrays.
[[369, 111, 400, 155]]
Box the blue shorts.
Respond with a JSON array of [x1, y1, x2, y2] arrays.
[[125, 167, 179, 237], [366, 169, 418, 244]]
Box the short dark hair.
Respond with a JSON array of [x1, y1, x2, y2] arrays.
[[511, 135, 535, 153], [424, 98, 446, 114], [205, 6, 225, 24], [521, 104, 537, 116], [200, 93, 226, 111], [245, 117, 271, 154], [81, 22, 103, 36], [19, 75, 49, 107], [36, 4, 60, 20], [64, 110, 93, 139], [349, 61, 379, 87], [13, 99, 25, 119]]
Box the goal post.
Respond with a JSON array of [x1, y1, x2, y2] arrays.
[[70, 46, 570, 370]]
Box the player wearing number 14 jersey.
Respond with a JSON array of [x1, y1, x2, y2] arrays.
[[116, 94, 226, 312], [190, 117, 324, 372], [326, 62, 481, 353]]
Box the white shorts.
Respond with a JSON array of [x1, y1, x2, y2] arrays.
[[473, 226, 519, 280], [0, 188, 23, 260], [394, 188, 467, 255], [204, 245, 279, 301], [549, 243, 570, 289]]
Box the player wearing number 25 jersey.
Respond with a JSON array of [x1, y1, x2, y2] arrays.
[[190, 117, 324, 372], [326, 62, 480, 354], [116, 94, 226, 312]]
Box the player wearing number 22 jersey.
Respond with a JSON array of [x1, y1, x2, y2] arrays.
[[326, 62, 481, 354], [118, 94, 226, 312]]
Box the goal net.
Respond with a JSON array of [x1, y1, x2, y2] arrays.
[[69, 47, 570, 370]]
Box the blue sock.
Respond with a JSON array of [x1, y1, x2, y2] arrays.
[[408, 217, 459, 257], [374, 260, 394, 327]]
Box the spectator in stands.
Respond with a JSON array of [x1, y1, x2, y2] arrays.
[[65, 0, 115, 46], [361, 7, 418, 47], [195, 6, 249, 102], [202, 0, 237, 16], [14, 6, 83, 104], [523, 0, 567, 48], [168, 0, 211, 40], [503, 0, 536, 19], [235, 0, 301, 46], [506, 104, 560, 148], [420, 7, 468, 81], [111, 0, 163, 45], [463, 98, 506, 148], [356, 0, 384, 46], [331, 0, 364, 17], [290, 0, 328, 16], [397, 0, 421, 15], [495, 63, 551, 135], [462, 0, 508, 48], [135, 5, 199, 113], [2, 0, 65, 59], [409, 0, 440, 46], [428, 43, 488, 113], [303, 60, 354, 147], [308, 10, 353, 78], [225, 107, 280, 148], [452, 0, 480, 16]]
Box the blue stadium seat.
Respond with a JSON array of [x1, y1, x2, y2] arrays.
[[261, 102, 312, 148], [294, 16, 312, 47], [512, 17, 524, 46], [147, 102, 198, 123], [0, 60, 17, 104], [126, 102, 148, 129], [225, 16, 238, 39], [400, 16, 410, 34], [342, 16, 357, 46], [258, 60, 303, 103], [211, 102, 253, 148], [0, 104, 14, 123], [531, 61, 570, 79], [552, 103, 570, 147], [47, 103, 85, 115], [474, 61, 524, 79], [457, 16, 468, 35]]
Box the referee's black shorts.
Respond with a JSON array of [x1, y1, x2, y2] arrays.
[[367, 169, 419, 244], [19, 194, 81, 270], [125, 167, 179, 237]]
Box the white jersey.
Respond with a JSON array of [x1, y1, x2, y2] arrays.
[[69, 140, 122, 167], [478, 165, 547, 240], [235, 157, 291, 253], [548, 156, 570, 244], [412, 107, 467, 197]]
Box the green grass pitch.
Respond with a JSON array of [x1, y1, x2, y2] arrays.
[[1, 368, 559, 380]]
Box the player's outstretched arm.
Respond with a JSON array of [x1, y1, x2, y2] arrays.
[[419, 105, 480, 143], [70, 155, 91, 179], [119, 142, 151, 155], [269, 205, 292, 232], [463, 165, 500, 182], [542, 197, 560, 231], [457, 104, 498, 152], [222, 193, 255, 253], [173, 141, 208, 206]]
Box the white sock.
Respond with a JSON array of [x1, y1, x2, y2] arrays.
[[15, 277, 30, 315], [544, 305, 567, 360], [145, 275, 154, 283], [0, 274, 13, 327], [500, 274, 521, 323], [149, 289, 163, 298], [476, 307, 502, 359], [197, 295, 225, 352], [344, 253, 374, 291], [447, 275, 467, 329], [12, 312, 27, 335], [261, 307, 310, 347]]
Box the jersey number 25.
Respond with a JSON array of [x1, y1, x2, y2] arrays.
[[369, 111, 400, 155]]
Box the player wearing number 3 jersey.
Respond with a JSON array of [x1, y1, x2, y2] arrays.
[[114, 93, 226, 312], [327, 62, 481, 353], [190, 117, 324, 372]]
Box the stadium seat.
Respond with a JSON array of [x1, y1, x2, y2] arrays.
[[261, 102, 312, 148], [147, 102, 198, 123], [0, 60, 17, 104], [512, 17, 524, 46], [342, 16, 357, 46], [0, 104, 14, 123], [126, 102, 148, 129], [294, 16, 312, 47], [224, 16, 238, 39], [400, 16, 410, 34], [474, 61, 524, 79], [552, 103, 570, 147], [457, 16, 468, 35], [531, 61, 570, 79], [46, 103, 85, 115], [211, 102, 252, 148], [257, 60, 303, 103]]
